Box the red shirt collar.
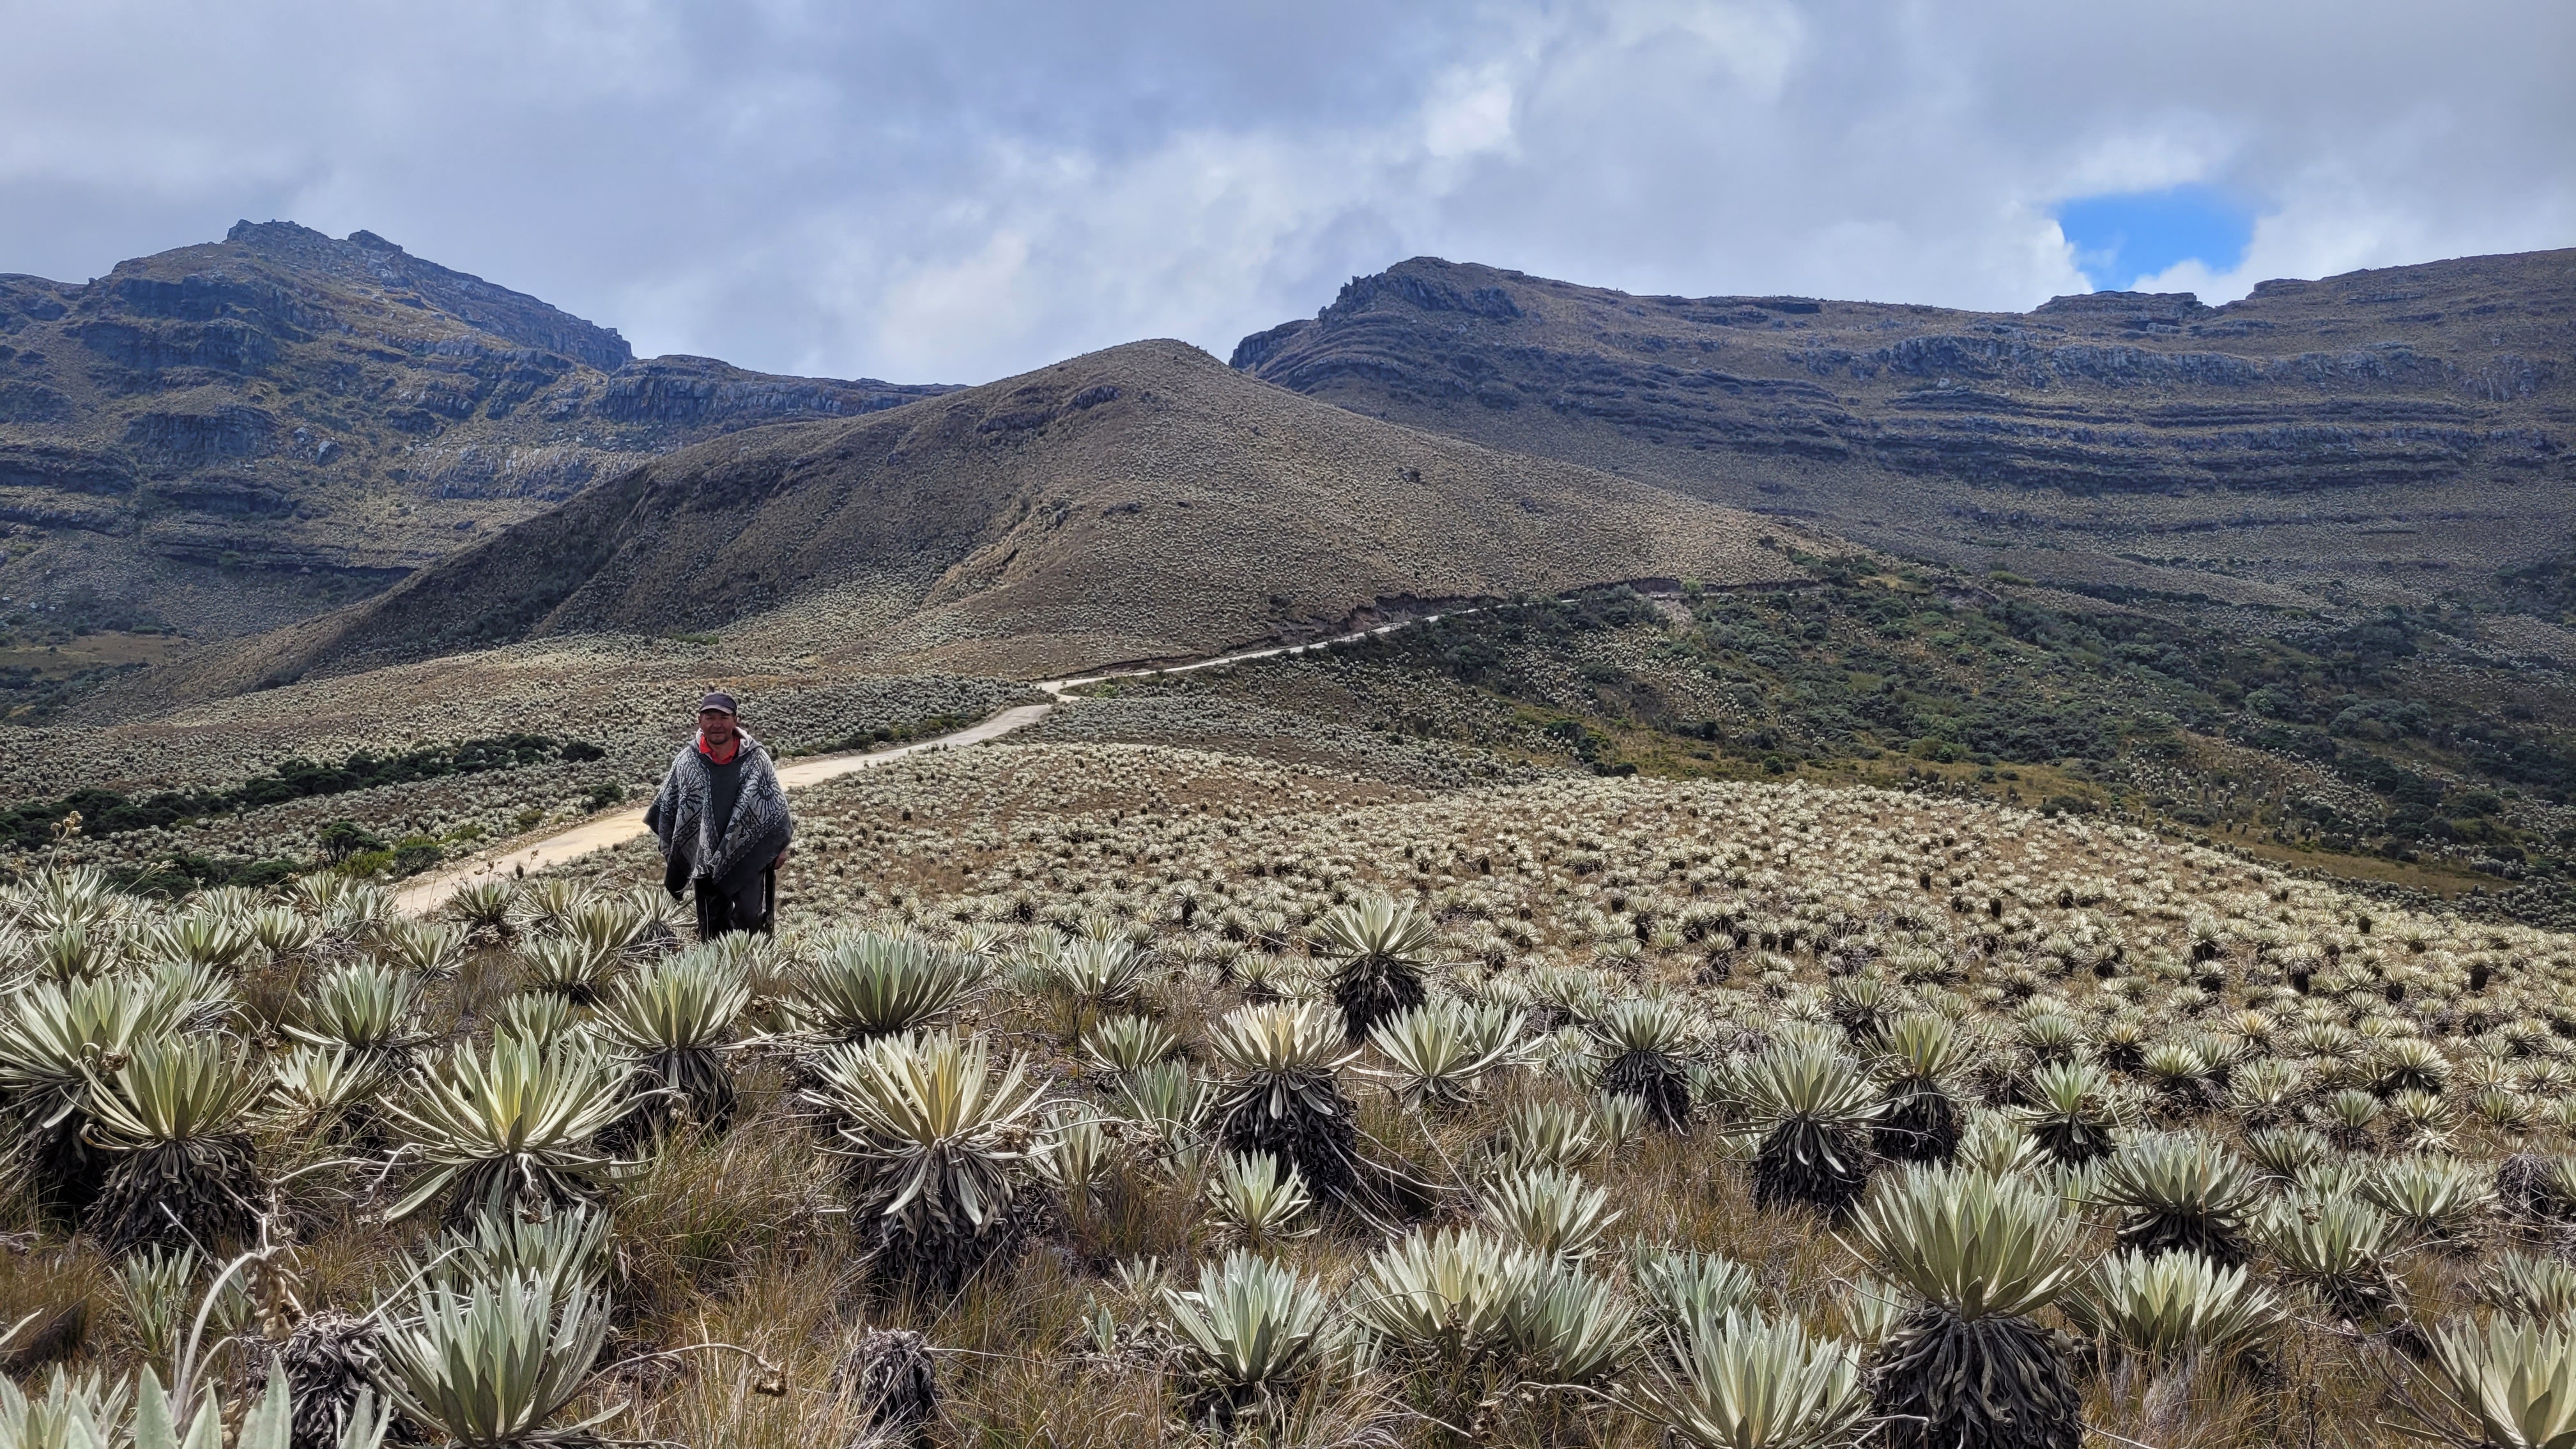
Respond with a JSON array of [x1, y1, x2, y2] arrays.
[[695, 730, 742, 765]]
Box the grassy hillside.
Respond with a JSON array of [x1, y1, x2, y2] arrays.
[[139, 339, 1807, 700], [1068, 556, 2576, 926], [6, 735, 2576, 1446], [54, 526, 2576, 914]]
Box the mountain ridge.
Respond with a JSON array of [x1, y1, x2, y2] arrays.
[[124, 338, 1811, 703], [1232, 249, 2576, 608], [0, 220, 956, 640]]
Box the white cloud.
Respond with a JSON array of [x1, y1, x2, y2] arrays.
[[1421, 66, 1519, 160], [875, 231, 1041, 374], [0, 0, 2564, 379], [2056, 124, 2236, 199], [2133, 161, 2576, 305], [1611, 0, 1806, 99]]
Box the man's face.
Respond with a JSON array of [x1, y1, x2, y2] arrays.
[[700, 708, 738, 744]]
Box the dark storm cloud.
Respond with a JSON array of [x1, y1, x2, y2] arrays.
[[3, 0, 2566, 383]]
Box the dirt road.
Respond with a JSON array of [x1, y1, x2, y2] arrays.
[[395, 611, 1462, 916]]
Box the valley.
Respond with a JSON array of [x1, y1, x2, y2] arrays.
[[4, 226, 2576, 1449]]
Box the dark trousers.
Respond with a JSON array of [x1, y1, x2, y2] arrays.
[[693, 866, 776, 940]]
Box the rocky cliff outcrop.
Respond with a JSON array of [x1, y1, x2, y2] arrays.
[[1236, 252, 2576, 606]]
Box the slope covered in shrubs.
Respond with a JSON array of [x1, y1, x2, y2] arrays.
[[6, 737, 2576, 1445]]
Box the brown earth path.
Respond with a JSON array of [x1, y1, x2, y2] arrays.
[[393, 611, 1471, 916]]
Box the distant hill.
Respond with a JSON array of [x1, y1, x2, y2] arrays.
[[148, 339, 1809, 696], [1233, 251, 2576, 609], [0, 221, 953, 638]]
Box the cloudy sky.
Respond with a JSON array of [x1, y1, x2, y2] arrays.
[[4, 0, 2568, 383]]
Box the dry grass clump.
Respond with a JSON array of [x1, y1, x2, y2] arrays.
[[11, 737, 2576, 1443]]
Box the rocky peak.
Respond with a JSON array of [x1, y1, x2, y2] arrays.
[[2032, 289, 2212, 330], [1321, 257, 1524, 323], [211, 218, 632, 371]]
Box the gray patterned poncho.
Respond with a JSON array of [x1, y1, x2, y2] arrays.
[[645, 733, 794, 886]]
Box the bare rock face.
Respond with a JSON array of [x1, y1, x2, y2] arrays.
[[1233, 250, 2576, 606], [122, 405, 280, 465], [0, 221, 958, 638]]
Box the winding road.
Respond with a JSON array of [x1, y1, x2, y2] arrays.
[[394, 612, 1462, 916]]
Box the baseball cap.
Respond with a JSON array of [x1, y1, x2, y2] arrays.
[[698, 691, 739, 715]]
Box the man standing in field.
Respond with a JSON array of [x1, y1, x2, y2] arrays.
[[645, 691, 793, 938]]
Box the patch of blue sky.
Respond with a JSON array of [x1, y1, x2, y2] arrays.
[[2055, 185, 2253, 293]]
